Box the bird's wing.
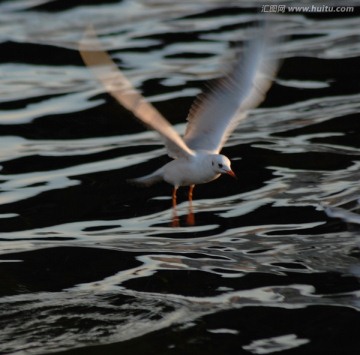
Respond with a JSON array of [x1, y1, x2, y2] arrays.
[[79, 27, 194, 159], [184, 28, 280, 153]]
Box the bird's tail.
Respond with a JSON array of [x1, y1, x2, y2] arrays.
[[127, 168, 164, 187]]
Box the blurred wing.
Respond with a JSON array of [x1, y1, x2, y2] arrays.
[[184, 30, 280, 153], [79, 27, 193, 159]]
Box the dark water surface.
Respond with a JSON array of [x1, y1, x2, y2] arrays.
[[1, 1, 360, 354]]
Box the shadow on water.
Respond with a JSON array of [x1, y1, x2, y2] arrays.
[[0, 1, 360, 354]]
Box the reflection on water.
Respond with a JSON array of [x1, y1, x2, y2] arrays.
[[0, 1, 360, 354]]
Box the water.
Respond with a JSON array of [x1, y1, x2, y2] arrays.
[[0, 1, 360, 354]]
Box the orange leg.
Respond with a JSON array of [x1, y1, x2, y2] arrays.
[[186, 184, 195, 226], [172, 186, 179, 227]]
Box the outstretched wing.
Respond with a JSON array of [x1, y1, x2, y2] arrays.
[[184, 28, 280, 153], [79, 26, 194, 159]]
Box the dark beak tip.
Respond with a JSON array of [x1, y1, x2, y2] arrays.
[[226, 170, 237, 179]]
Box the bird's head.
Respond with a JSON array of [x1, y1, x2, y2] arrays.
[[211, 154, 236, 178]]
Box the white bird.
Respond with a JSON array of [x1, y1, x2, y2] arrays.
[[79, 25, 280, 226]]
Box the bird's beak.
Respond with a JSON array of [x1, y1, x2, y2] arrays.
[[226, 169, 237, 179]]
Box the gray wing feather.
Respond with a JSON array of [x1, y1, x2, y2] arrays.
[[184, 28, 280, 153], [79, 26, 194, 160]]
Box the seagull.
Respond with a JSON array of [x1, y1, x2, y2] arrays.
[[79, 25, 280, 227]]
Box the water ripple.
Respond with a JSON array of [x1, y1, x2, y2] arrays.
[[0, 1, 360, 354]]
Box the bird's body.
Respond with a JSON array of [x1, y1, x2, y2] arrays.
[[80, 24, 280, 226], [164, 155, 218, 187], [164, 153, 218, 186], [133, 152, 230, 187]]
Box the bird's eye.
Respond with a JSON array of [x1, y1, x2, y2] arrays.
[[218, 163, 223, 168]]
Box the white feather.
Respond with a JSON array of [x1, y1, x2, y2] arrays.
[[184, 30, 280, 153]]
